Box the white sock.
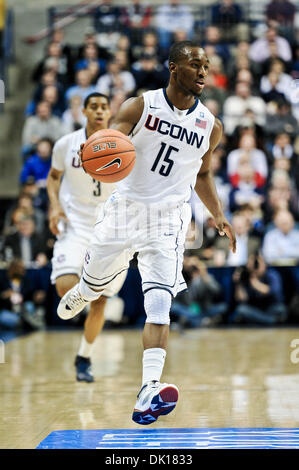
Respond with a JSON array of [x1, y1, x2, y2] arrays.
[[79, 279, 103, 302], [78, 335, 94, 358], [142, 348, 166, 385]]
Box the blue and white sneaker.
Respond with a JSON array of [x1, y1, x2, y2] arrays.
[[57, 283, 89, 320], [75, 355, 94, 383], [132, 381, 179, 425]]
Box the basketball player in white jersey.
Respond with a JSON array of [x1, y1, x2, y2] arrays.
[[57, 42, 236, 423], [47, 93, 127, 382]]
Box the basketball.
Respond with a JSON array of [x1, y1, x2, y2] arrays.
[[81, 129, 136, 183]]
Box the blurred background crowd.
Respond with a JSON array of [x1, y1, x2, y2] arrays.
[[0, 0, 298, 334]]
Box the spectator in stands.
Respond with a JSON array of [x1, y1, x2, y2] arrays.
[[132, 53, 169, 93], [260, 58, 293, 103], [229, 162, 265, 213], [74, 43, 107, 82], [32, 41, 73, 87], [213, 212, 261, 267], [265, 98, 299, 140], [65, 69, 97, 105], [211, 0, 248, 43], [263, 210, 299, 265], [170, 256, 228, 327], [121, 0, 152, 46], [264, 169, 299, 223], [202, 26, 231, 64], [96, 56, 136, 98], [223, 81, 267, 135], [3, 193, 45, 236], [0, 258, 46, 331], [271, 132, 294, 160], [62, 95, 87, 134], [27, 71, 65, 117], [0, 0, 5, 58], [131, 31, 165, 65], [230, 253, 287, 324], [265, 0, 296, 26], [207, 54, 228, 91], [22, 101, 63, 155], [51, 27, 73, 64], [201, 74, 227, 113], [77, 27, 111, 62], [2, 216, 49, 268], [94, 0, 123, 53], [20, 138, 53, 189], [249, 25, 292, 65], [155, 0, 194, 50], [227, 134, 268, 188]]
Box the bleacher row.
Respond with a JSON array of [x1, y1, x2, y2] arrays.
[[0, 0, 298, 333]]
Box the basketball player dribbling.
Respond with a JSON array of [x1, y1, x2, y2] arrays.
[[57, 41, 237, 424], [47, 93, 127, 382]]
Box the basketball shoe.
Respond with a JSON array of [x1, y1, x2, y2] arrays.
[[57, 283, 89, 320], [132, 381, 179, 425], [75, 355, 94, 383]]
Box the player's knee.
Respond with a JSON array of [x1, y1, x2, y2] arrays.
[[144, 289, 172, 325], [56, 275, 79, 298]]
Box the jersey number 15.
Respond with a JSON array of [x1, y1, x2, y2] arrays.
[[151, 142, 178, 177]]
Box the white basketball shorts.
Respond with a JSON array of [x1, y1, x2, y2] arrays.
[[51, 221, 127, 298], [82, 192, 191, 297]]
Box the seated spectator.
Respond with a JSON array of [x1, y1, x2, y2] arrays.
[[211, 0, 248, 43], [264, 169, 299, 223], [249, 25, 292, 65], [65, 69, 97, 105], [3, 193, 46, 236], [51, 27, 74, 65], [202, 26, 231, 64], [271, 132, 294, 159], [77, 27, 111, 62], [132, 53, 169, 93], [170, 256, 228, 327], [229, 162, 265, 213], [203, 98, 221, 118], [201, 74, 227, 114], [260, 58, 293, 103], [229, 108, 266, 152], [94, 0, 123, 52], [265, 98, 299, 140], [0, 259, 46, 331], [21, 177, 49, 213], [265, 0, 296, 27], [74, 43, 107, 82], [96, 56, 136, 99], [2, 216, 49, 268], [213, 212, 261, 267], [155, 0, 194, 50], [26, 70, 66, 117], [223, 81, 266, 135], [263, 210, 299, 265], [227, 134, 268, 188], [31, 41, 73, 87], [131, 31, 163, 64], [207, 53, 228, 90], [230, 254, 287, 325], [121, 0, 152, 45], [62, 95, 87, 134], [21, 101, 63, 156], [20, 138, 53, 189]]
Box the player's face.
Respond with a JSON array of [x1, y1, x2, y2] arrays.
[[83, 96, 111, 129], [172, 47, 210, 98]]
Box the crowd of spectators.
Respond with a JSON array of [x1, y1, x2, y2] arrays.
[[0, 0, 299, 331]]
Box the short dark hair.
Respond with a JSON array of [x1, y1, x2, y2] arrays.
[[168, 40, 204, 64], [83, 92, 110, 108]]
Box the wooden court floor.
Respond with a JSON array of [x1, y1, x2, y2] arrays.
[[1, 327, 299, 449]]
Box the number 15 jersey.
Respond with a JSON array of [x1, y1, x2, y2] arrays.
[[116, 88, 215, 206], [52, 128, 116, 230]]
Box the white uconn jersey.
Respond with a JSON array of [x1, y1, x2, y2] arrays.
[[116, 88, 215, 205], [52, 128, 116, 229]]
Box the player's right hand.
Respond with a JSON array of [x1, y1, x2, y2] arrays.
[[49, 206, 68, 235]]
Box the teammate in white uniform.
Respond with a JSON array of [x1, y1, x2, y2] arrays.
[[47, 93, 127, 382], [57, 42, 236, 422]]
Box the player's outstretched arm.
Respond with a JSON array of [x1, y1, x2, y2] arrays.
[[194, 118, 236, 253], [47, 167, 67, 235], [110, 96, 144, 136]]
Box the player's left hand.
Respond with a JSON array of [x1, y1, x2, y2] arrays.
[[214, 216, 236, 253], [77, 143, 85, 166]]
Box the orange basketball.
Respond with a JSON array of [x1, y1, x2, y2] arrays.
[[81, 129, 136, 183]]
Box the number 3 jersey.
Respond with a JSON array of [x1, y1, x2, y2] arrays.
[[52, 128, 116, 233], [116, 88, 215, 206]]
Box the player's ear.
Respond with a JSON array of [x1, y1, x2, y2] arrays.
[[169, 62, 177, 74]]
